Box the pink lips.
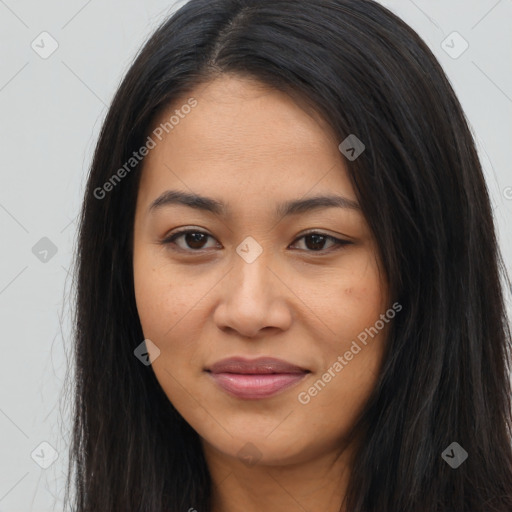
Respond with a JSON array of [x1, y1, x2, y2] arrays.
[[206, 357, 309, 400]]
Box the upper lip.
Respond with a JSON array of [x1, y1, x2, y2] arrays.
[[206, 357, 310, 375]]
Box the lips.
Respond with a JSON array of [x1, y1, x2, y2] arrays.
[[207, 356, 309, 375], [205, 357, 310, 400]]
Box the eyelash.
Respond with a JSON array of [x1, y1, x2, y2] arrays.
[[160, 229, 352, 254]]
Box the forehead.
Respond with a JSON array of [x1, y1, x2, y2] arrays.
[[137, 75, 356, 211], [148, 75, 339, 159]]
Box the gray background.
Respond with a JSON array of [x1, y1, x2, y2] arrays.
[[0, 0, 511, 510]]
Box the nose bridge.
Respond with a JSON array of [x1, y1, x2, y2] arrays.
[[221, 240, 281, 327], [230, 242, 272, 301]]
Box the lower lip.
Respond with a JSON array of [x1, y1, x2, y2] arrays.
[[207, 372, 308, 399]]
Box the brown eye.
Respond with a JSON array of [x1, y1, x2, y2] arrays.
[[290, 233, 351, 252], [162, 230, 219, 251], [161, 230, 351, 254], [182, 232, 209, 249], [304, 234, 329, 251]]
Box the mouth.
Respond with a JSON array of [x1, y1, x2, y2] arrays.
[[205, 356, 310, 400]]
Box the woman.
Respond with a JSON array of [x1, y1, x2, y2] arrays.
[[64, 0, 512, 510]]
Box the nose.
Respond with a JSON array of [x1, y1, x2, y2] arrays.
[[213, 248, 293, 339]]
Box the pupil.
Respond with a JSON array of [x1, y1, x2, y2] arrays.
[[186, 232, 206, 249], [306, 234, 325, 250]]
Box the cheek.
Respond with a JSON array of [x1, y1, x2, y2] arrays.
[[133, 248, 199, 341], [300, 249, 387, 353], [296, 252, 387, 421], [132, 249, 219, 387]]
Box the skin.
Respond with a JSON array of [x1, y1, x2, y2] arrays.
[[133, 74, 390, 512]]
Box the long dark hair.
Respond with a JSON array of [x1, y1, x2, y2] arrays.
[[63, 0, 512, 510]]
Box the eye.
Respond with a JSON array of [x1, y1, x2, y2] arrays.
[[289, 232, 352, 253], [160, 229, 352, 254], [161, 229, 219, 251]]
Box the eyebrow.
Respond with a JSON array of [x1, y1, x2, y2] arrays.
[[148, 190, 361, 217]]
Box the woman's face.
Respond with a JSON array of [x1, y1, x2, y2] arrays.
[[133, 74, 389, 466]]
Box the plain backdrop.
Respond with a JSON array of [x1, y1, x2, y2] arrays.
[[0, 0, 511, 510]]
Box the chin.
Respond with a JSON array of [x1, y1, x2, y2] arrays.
[[201, 428, 324, 468]]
